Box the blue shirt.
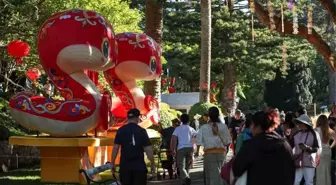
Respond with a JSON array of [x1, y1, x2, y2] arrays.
[[114, 123, 151, 172]]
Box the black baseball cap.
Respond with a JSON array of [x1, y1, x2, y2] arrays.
[[127, 108, 141, 118]]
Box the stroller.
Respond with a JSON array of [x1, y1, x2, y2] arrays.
[[156, 147, 179, 180]]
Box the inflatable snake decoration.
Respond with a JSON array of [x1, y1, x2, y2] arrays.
[[104, 32, 161, 130], [9, 9, 161, 137]]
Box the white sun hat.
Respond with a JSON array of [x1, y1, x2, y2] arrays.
[[294, 114, 313, 127]]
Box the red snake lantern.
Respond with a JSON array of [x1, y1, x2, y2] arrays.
[[7, 40, 30, 65], [25, 68, 41, 82], [104, 32, 162, 129], [9, 9, 117, 137]]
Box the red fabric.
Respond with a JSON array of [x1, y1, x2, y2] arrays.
[[84, 70, 99, 86], [98, 91, 112, 130], [9, 9, 117, 122], [221, 157, 235, 184]]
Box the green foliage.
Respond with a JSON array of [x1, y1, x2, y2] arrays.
[[264, 41, 317, 111], [51, 0, 143, 33], [159, 102, 181, 129], [188, 102, 221, 124], [311, 55, 329, 104], [0, 98, 33, 140]]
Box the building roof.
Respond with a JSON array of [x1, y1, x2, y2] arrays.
[[161, 92, 199, 107]]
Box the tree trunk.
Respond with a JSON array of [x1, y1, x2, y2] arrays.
[[144, 0, 163, 101], [221, 62, 237, 115], [199, 0, 211, 103], [220, 2, 237, 114], [329, 66, 336, 104]]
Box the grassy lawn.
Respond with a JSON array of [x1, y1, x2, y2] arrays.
[[0, 168, 41, 185], [0, 156, 165, 185]]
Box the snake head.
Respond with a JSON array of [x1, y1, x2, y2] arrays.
[[109, 32, 162, 81], [37, 9, 117, 74]]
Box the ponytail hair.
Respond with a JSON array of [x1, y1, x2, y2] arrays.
[[208, 106, 220, 135]]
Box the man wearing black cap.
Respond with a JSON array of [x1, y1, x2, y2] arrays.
[[110, 108, 156, 185]]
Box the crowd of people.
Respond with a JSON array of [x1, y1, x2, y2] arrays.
[[109, 104, 336, 185]]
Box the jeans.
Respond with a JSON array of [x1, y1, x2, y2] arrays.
[[295, 168, 315, 185]]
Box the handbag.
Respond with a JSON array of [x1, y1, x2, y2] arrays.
[[221, 157, 234, 182], [221, 157, 247, 185], [294, 133, 309, 168], [234, 171, 247, 185]]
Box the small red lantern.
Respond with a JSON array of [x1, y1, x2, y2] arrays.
[[7, 40, 30, 65], [168, 87, 175, 93], [211, 83, 217, 89], [161, 78, 167, 86], [26, 68, 41, 82]]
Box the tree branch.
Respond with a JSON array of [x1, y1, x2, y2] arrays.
[[252, 0, 336, 70], [320, 0, 336, 24], [0, 73, 27, 91]]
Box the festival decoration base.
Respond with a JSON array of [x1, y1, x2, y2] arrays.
[[9, 136, 114, 185], [8, 129, 160, 184]]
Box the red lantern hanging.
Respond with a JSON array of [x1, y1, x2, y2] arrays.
[[25, 68, 41, 82], [168, 87, 175, 93], [7, 40, 30, 65], [170, 77, 176, 86], [211, 83, 217, 89], [161, 78, 167, 86]]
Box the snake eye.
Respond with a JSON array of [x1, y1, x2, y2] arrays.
[[101, 38, 109, 59], [150, 58, 156, 72]]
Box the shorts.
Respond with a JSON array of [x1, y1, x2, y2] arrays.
[[119, 170, 147, 185]]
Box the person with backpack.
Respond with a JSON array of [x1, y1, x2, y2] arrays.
[[110, 108, 156, 185]]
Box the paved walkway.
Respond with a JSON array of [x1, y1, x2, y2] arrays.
[[148, 150, 233, 185], [148, 157, 204, 185]]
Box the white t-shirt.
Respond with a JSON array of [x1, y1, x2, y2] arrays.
[[173, 124, 197, 150]]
